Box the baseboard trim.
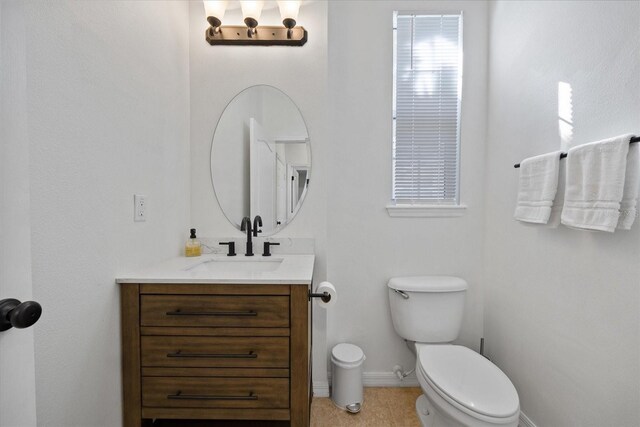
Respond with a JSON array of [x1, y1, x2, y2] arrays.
[[322, 371, 420, 391], [363, 371, 419, 387], [312, 380, 330, 397], [519, 410, 536, 427]]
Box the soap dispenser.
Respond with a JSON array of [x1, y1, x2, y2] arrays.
[[185, 228, 202, 257]]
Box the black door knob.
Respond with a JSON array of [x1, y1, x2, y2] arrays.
[[0, 298, 42, 331]]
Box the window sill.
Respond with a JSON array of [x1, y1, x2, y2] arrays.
[[386, 204, 467, 218]]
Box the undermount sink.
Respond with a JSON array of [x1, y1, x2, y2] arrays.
[[184, 257, 284, 274]]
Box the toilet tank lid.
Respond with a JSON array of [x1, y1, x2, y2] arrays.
[[387, 276, 467, 292]]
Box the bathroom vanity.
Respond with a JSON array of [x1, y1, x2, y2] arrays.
[[117, 254, 314, 427], [115, 82, 317, 426]]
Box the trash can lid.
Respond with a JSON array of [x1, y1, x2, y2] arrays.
[[331, 343, 365, 367]]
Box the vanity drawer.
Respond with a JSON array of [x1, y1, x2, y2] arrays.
[[142, 377, 289, 409], [141, 336, 289, 368], [140, 295, 289, 328]]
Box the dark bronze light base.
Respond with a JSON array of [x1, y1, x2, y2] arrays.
[[205, 25, 308, 46], [206, 16, 221, 32]]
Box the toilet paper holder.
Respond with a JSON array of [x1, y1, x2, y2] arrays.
[[308, 291, 331, 303]]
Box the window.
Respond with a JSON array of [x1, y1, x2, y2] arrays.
[[390, 12, 465, 216]]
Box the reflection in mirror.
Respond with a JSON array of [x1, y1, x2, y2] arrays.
[[211, 85, 310, 235]]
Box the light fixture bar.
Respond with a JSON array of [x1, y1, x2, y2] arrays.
[[206, 25, 307, 46]]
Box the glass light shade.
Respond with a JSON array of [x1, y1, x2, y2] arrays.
[[277, 1, 300, 22], [203, 1, 227, 20], [240, 1, 264, 21]]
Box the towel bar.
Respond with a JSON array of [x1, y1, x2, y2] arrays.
[[513, 135, 640, 168]]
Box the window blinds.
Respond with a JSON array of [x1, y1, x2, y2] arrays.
[[393, 13, 462, 203]]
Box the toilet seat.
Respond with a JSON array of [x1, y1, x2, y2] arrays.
[[416, 344, 519, 421]]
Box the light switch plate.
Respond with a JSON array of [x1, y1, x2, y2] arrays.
[[134, 194, 146, 222]]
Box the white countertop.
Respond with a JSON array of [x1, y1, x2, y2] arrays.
[[116, 254, 315, 285]]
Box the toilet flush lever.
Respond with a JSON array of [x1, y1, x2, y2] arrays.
[[393, 289, 410, 299]]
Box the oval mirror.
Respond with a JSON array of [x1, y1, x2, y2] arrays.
[[211, 85, 311, 235]]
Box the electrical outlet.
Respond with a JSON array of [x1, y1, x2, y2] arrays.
[[134, 194, 147, 222]]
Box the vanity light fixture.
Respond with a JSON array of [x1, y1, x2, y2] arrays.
[[204, 0, 307, 46]]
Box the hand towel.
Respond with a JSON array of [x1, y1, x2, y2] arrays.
[[547, 160, 566, 227], [561, 134, 632, 232], [617, 141, 639, 229], [520, 160, 566, 229], [514, 151, 562, 224]]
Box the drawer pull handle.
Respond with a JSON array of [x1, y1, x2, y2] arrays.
[[167, 350, 257, 359], [165, 310, 257, 317], [167, 390, 257, 401]]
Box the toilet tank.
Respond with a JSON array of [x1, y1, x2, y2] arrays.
[[388, 276, 467, 343]]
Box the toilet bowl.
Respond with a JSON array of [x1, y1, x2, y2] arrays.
[[387, 276, 520, 427], [415, 344, 519, 427]]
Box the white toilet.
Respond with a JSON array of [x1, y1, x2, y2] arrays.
[[388, 276, 520, 427]]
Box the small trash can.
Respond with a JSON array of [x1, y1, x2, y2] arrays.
[[331, 343, 366, 413]]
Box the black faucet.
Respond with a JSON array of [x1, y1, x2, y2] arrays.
[[240, 216, 254, 256], [252, 215, 263, 237], [240, 215, 264, 256]]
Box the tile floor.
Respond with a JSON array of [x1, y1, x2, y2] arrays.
[[311, 387, 422, 427]]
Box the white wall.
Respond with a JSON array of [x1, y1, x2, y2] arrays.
[[484, 2, 640, 426], [327, 0, 489, 378], [188, 0, 330, 389], [19, 2, 191, 426], [189, 1, 327, 244], [0, 2, 37, 425]]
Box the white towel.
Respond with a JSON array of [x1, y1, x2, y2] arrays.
[[561, 134, 632, 232], [521, 160, 566, 229], [514, 151, 562, 224], [617, 141, 639, 229], [548, 160, 566, 227]]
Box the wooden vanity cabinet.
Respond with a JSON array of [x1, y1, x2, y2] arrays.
[[120, 283, 311, 427]]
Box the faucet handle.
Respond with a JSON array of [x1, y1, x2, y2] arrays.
[[262, 242, 280, 257], [219, 241, 236, 256]]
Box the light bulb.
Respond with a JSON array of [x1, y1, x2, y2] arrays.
[[204, 1, 227, 20], [240, 1, 264, 21], [277, 1, 300, 27], [204, 1, 227, 31]]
